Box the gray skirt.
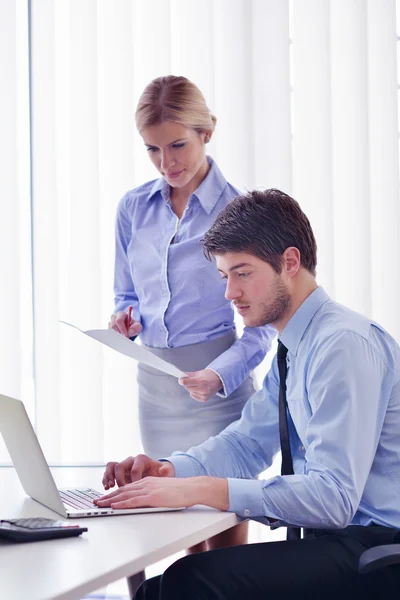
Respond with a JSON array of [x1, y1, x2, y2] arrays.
[[137, 330, 256, 458]]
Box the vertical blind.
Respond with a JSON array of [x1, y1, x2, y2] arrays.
[[1, 0, 399, 466], [0, 0, 33, 460]]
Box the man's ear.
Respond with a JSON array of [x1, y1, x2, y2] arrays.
[[282, 247, 301, 278]]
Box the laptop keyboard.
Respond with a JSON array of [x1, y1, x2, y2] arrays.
[[59, 488, 103, 510]]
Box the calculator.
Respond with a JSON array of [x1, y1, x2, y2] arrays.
[[0, 517, 88, 542]]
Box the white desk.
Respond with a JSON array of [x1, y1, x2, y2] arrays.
[[0, 466, 240, 600]]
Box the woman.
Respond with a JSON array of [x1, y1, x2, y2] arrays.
[[109, 75, 275, 550]]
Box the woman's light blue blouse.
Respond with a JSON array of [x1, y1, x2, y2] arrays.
[[114, 157, 275, 396]]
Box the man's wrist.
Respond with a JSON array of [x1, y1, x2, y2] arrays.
[[189, 476, 229, 511], [158, 459, 176, 477]]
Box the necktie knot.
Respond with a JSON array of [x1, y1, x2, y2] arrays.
[[277, 340, 288, 360]]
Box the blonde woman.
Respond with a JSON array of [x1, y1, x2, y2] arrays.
[[109, 76, 275, 551]]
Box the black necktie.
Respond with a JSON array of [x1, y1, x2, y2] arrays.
[[277, 340, 301, 540]]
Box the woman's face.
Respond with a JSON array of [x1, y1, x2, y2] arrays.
[[141, 121, 211, 192]]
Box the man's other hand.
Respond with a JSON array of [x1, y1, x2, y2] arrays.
[[101, 454, 175, 490]]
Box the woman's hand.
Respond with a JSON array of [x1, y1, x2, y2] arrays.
[[179, 369, 223, 402], [108, 310, 142, 338]]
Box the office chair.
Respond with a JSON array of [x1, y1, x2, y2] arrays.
[[359, 544, 400, 574]]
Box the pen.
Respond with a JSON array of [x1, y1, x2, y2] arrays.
[[126, 305, 137, 342]]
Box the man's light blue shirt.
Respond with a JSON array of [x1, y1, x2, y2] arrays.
[[168, 287, 400, 530], [114, 157, 275, 396]]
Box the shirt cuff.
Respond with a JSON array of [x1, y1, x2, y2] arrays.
[[207, 359, 247, 397], [227, 478, 264, 518], [162, 454, 206, 478], [206, 368, 228, 398]]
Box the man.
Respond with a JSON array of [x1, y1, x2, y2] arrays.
[[96, 189, 400, 599]]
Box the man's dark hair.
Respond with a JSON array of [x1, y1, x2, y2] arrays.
[[203, 189, 317, 275]]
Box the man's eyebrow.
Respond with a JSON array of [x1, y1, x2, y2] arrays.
[[218, 263, 253, 274], [144, 138, 188, 148]]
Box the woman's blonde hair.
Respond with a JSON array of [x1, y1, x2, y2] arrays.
[[135, 75, 217, 134]]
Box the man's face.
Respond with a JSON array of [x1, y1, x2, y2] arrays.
[[216, 251, 291, 328]]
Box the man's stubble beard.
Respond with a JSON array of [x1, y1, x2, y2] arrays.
[[248, 276, 291, 328]]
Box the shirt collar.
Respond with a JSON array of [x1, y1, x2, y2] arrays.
[[147, 176, 168, 202], [146, 156, 228, 214], [280, 286, 330, 356]]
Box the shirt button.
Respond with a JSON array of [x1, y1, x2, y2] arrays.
[[299, 445, 305, 451], [244, 509, 251, 517]]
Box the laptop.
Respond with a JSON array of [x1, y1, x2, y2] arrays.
[[0, 393, 184, 518]]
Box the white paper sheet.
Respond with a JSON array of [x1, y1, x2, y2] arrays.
[[60, 321, 186, 379]]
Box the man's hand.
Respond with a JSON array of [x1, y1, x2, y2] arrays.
[[179, 369, 223, 402], [94, 476, 229, 511], [101, 454, 175, 490]]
